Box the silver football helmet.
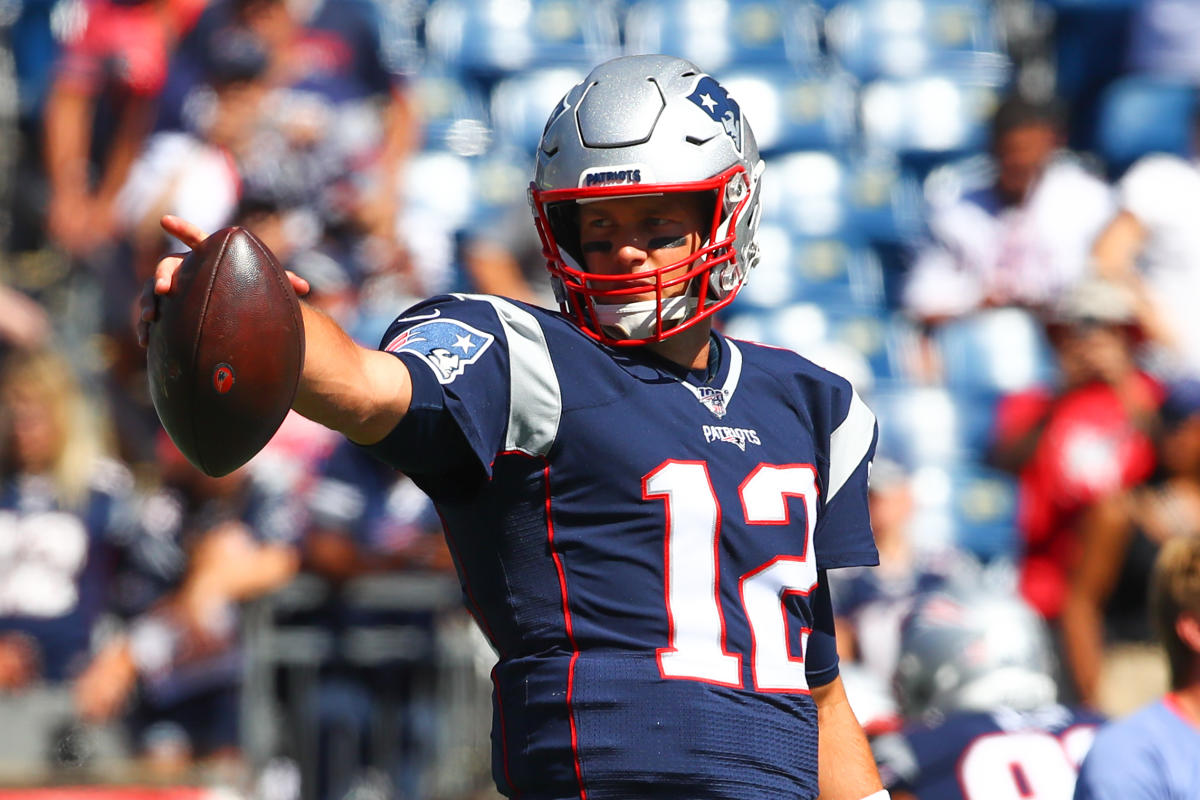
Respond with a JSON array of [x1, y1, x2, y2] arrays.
[[529, 54, 765, 345], [893, 589, 1058, 721]]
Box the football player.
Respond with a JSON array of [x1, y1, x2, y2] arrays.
[[142, 55, 886, 799], [873, 589, 1105, 800]]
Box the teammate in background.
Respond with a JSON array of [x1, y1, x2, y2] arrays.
[[141, 55, 886, 799], [872, 589, 1105, 800], [1073, 534, 1200, 800]]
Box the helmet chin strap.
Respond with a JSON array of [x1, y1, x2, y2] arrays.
[[593, 295, 698, 341]]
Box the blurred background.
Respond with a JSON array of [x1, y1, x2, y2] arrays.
[[2, 0, 1200, 797]]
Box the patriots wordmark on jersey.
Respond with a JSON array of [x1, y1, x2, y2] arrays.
[[369, 294, 879, 800]]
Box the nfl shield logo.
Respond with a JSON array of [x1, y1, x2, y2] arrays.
[[696, 386, 728, 419]]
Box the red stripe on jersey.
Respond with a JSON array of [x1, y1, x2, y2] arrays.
[[542, 457, 588, 799], [491, 666, 519, 798]]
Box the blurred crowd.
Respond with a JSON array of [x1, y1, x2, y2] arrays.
[[2, 0, 1200, 798]]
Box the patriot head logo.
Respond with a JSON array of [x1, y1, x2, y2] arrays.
[[384, 318, 495, 384], [687, 76, 743, 154]]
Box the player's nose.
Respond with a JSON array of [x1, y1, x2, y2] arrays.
[[614, 242, 649, 270]]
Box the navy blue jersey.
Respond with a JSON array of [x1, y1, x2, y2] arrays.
[[0, 460, 136, 682], [367, 295, 879, 799], [873, 706, 1106, 800]]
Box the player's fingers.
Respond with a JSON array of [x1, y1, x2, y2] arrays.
[[160, 214, 208, 249], [153, 253, 186, 294], [284, 270, 311, 297]]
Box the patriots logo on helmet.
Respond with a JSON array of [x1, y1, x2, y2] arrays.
[[384, 318, 495, 384], [687, 76, 743, 154]]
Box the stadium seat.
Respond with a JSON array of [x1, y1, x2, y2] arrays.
[[737, 225, 885, 310], [623, 0, 822, 72], [409, 70, 492, 155], [488, 66, 589, 154], [907, 463, 1018, 561], [759, 151, 924, 243], [722, 66, 858, 155], [824, 0, 1008, 82], [869, 380, 984, 466], [424, 0, 621, 81], [720, 303, 881, 394], [1094, 75, 1197, 177], [933, 307, 1056, 397], [858, 71, 1009, 173]]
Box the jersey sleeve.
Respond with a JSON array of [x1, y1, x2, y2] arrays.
[[803, 574, 841, 687], [815, 384, 879, 570], [366, 295, 561, 481]]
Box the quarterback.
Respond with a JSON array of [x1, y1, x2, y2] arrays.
[[143, 55, 885, 799]]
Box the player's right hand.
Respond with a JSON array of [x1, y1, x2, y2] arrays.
[[136, 215, 311, 347]]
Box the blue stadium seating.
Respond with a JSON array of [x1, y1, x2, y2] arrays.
[[488, 66, 589, 153], [424, 0, 621, 81], [722, 66, 858, 156], [1094, 75, 1197, 177], [736, 225, 885, 310], [824, 0, 1007, 82], [933, 307, 1056, 397], [759, 150, 924, 243], [869, 379, 993, 466], [858, 71, 1009, 174], [905, 463, 1019, 561], [622, 0, 822, 72], [409, 70, 492, 155]]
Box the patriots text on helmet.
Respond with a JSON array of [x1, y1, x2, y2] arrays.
[[581, 167, 643, 188]]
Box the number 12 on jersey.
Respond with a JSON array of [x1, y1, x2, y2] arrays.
[[644, 460, 819, 693]]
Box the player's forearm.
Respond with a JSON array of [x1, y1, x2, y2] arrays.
[[813, 676, 884, 800], [294, 302, 412, 444]]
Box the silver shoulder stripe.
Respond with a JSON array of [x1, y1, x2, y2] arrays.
[[453, 294, 562, 457], [828, 388, 876, 502]]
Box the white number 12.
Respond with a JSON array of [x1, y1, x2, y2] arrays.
[[643, 460, 819, 693]]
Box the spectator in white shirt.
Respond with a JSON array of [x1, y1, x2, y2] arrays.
[[1093, 101, 1200, 378], [904, 96, 1116, 327]]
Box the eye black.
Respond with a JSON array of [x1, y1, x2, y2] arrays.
[[647, 235, 688, 250]]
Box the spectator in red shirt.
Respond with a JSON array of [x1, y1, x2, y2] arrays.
[[990, 278, 1163, 631]]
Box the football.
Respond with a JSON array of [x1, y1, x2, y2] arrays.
[[147, 226, 305, 477]]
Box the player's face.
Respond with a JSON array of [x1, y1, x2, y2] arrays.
[[577, 194, 709, 304]]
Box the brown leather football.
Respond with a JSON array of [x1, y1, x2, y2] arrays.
[[147, 226, 305, 477]]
